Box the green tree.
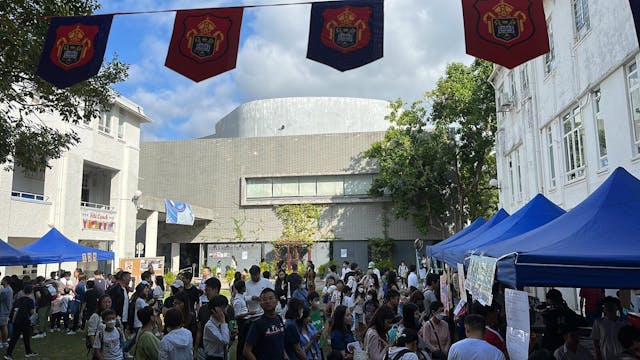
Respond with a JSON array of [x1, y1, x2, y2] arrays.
[[1, 0, 128, 172], [365, 59, 497, 235], [274, 204, 322, 244]]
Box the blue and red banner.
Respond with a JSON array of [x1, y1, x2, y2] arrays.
[[462, 0, 549, 69], [37, 15, 113, 88], [165, 8, 244, 82], [307, 0, 384, 72]]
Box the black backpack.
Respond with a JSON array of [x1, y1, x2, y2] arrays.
[[39, 285, 52, 306], [384, 349, 412, 360]]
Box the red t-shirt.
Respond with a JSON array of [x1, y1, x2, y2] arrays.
[[579, 288, 603, 315], [485, 326, 508, 357]]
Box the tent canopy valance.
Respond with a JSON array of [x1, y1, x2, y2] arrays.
[[425, 217, 485, 258], [477, 167, 640, 289], [21, 228, 114, 264], [0, 240, 58, 266]]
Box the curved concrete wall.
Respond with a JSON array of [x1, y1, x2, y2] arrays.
[[213, 97, 391, 138]]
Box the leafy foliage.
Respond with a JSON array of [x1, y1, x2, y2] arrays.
[[366, 60, 497, 235], [273, 204, 322, 244], [0, 0, 128, 171]]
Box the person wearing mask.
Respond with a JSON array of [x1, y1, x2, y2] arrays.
[[293, 277, 309, 308], [422, 301, 450, 360], [159, 308, 193, 360], [244, 266, 274, 321], [130, 306, 160, 360], [203, 296, 230, 360], [364, 289, 380, 326], [93, 309, 124, 360], [307, 292, 326, 349], [243, 288, 286, 360], [87, 295, 113, 350], [233, 281, 255, 360], [364, 305, 401, 360], [0, 277, 13, 346], [592, 296, 626, 360], [387, 328, 429, 360], [284, 298, 307, 360], [298, 307, 322, 360], [330, 305, 355, 359], [448, 314, 505, 360], [4, 284, 36, 359]]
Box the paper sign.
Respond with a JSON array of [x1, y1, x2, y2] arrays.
[[82, 253, 87, 262], [340, 249, 347, 258], [457, 263, 467, 303], [505, 288, 530, 360], [241, 251, 248, 260], [466, 255, 497, 306]]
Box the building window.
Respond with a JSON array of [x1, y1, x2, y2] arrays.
[[545, 126, 557, 189], [573, 0, 590, 40], [246, 174, 375, 199], [520, 64, 530, 99], [627, 62, 640, 154], [562, 106, 586, 181], [593, 89, 607, 167], [98, 111, 111, 134], [508, 71, 517, 103], [544, 22, 555, 75], [507, 148, 523, 202], [117, 109, 126, 140]]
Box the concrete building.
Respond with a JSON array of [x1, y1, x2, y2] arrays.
[[137, 97, 435, 274], [0, 95, 151, 276], [490, 0, 639, 306]]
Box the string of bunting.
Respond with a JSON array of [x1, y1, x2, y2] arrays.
[[30, 0, 640, 89]]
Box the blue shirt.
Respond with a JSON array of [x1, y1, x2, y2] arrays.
[[299, 324, 321, 360], [330, 329, 355, 351], [246, 314, 285, 360], [284, 319, 301, 360]]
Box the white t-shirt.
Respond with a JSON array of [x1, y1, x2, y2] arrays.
[[244, 278, 273, 318], [408, 272, 419, 290], [87, 313, 105, 336], [94, 328, 124, 360], [448, 338, 506, 360], [340, 295, 355, 310], [233, 294, 249, 318], [122, 289, 129, 321], [133, 298, 148, 329], [591, 317, 626, 360]]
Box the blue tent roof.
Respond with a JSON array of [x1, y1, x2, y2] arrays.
[[425, 217, 486, 257], [479, 167, 640, 289], [21, 228, 114, 263], [443, 194, 565, 267], [430, 209, 509, 264], [0, 240, 58, 266]]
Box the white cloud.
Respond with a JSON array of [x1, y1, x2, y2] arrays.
[[103, 0, 473, 140]]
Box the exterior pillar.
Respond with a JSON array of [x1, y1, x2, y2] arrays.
[[145, 211, 158, 257], [171, 243, 180, 273]]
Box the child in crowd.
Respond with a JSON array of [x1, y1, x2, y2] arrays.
[[93, 309, 124, 360], [50, 288, 71, 332]]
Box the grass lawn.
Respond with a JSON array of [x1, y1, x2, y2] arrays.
[[3, 330, 87, 359]]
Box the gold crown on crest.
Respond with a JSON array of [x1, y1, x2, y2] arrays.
[[197, 18, 217, 34], [492, 0, 515, 18], [337, 8, 357, 25], [68, 26, 86, 42]]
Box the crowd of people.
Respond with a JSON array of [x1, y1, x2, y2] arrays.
[[0, 259, 638, 360]]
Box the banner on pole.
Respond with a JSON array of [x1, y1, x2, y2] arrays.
[[307, 0, 384, 71], [165, 8, 244, 82], [37, 15, 113, 88]]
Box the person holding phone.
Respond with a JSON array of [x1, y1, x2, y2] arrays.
[[203, 296, 230, 360]]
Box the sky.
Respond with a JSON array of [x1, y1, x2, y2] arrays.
[[98, 0, 473, 141]]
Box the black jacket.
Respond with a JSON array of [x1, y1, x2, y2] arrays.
[[107, 283, 125, 319]]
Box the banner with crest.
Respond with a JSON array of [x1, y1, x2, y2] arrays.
[[165, 8, 244, 82], [307, 0, 384, 72], [462, 0, 549, 69], [37, 15, 113, 88]]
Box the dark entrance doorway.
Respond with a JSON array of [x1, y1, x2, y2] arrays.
[[179, 243, 200, 277]]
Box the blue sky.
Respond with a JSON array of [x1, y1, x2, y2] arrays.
[[96, 0, 472, 141]]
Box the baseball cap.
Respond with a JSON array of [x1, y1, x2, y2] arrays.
[[368, 261, 375, 269], [171, 279, 184, 288]]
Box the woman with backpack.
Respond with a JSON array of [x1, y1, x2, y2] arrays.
[[330, 305, 355, 359], [364, 305, 401, 360], [386, 328, 430, 360]]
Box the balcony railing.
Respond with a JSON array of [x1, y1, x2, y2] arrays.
[[11, 191, 46, 202], [81, 201, 115, 211]]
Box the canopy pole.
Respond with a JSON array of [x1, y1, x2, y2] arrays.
[[45, 263, 47, 278]]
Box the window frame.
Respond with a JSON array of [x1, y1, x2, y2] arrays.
[[592, 89, 608, 168], [98, 111, 112, 134], [562, 106, 586, 182], [544, 125, 558, 190], [544, 21, 555, 75], [117, 108, 126, 140], [572, 0, 591, 40], [626, 61, 640, 154]]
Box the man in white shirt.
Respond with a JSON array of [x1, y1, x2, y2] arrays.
[[244, 265, 273, 320], [341, 261, 350, 281], [368, 262, 381, 281], [448, 314, 506, 360], [407, 265, 419, 291]]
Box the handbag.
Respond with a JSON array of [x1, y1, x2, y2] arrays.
[[427, 321, 446, 360]]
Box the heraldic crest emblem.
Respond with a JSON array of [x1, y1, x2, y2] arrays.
[[321, 6, 372, 53], [50, 24, 99, 70], [180, 15, 231, 62], [474, 0, 535, 48]]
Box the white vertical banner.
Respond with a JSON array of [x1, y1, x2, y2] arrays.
[[457, 263, 467, 303], [505, 288, 530, 360]]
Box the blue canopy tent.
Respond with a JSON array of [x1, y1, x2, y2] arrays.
[[443, 194, 566, 267], [429, 209, 510, 264], [21, 227, 114, 263], [0, 240, 58, 265], [478, 167, 640, 289], [425, 217, 486, 257]]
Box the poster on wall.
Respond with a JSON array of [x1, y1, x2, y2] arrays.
[[505, 288, 531, 360], [165, 199, 195, 225], [82, 208, 116, 232]]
